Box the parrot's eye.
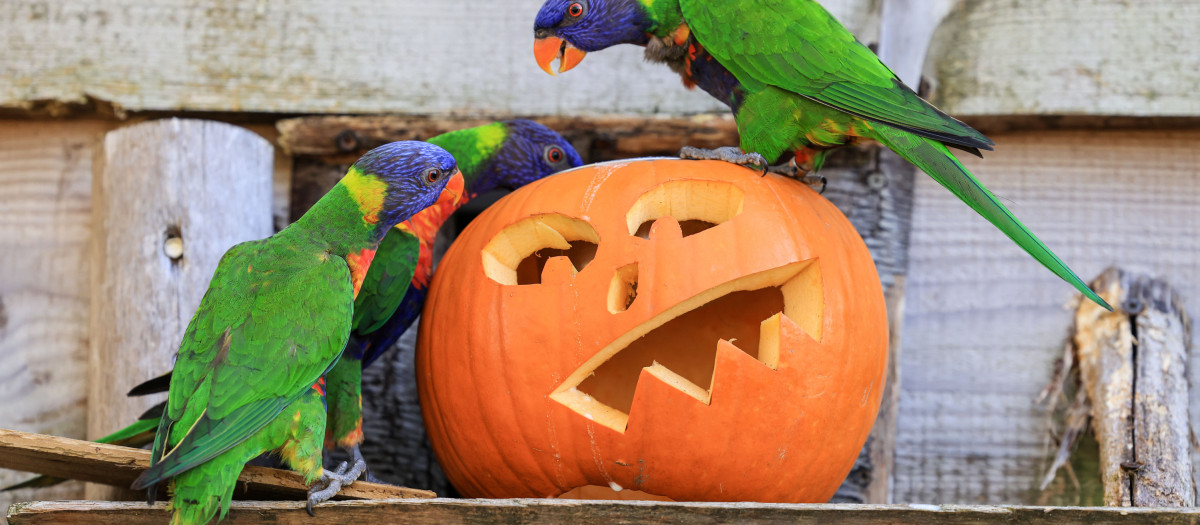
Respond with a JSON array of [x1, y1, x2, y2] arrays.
[[424, 168, 442, 185], [545, 146, 565, 164], [567, 2, 584, 18]]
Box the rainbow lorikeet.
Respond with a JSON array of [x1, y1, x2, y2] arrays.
[[4, 121, 582, 495], [532, 0, 1110, 310], [323, 120, 583, 473], [128, 141, 462, 525]]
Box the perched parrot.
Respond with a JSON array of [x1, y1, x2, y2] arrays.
[[532, 0, 1110, 310], [4, 121, 583, 494], [128, 141, 462, 525], [323, 120, 584, 470]]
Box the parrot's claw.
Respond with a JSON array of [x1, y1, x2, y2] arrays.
[[679, 146, 768, 174], [348, 445, 386, 485], [766, 161, 827, 194], [305, 457, 367, 515]]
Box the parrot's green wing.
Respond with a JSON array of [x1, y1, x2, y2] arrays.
[[134, 238, 353, 489], [351, 227, 419, 336], [681, 0, 993, 152]]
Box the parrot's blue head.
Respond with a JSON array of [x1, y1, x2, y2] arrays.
[[351, 141, 464, 227], [482, 120, 584, 190], [533, 0, 651, 75]]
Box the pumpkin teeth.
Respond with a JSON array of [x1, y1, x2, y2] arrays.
[[550, 259, 823, 433]]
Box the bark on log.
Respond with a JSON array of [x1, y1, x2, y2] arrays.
[[0, 428, 433, 501], [1074, 268, 1193, 506], [87, 118, 274, 499], [11, 499, 1200, 525]]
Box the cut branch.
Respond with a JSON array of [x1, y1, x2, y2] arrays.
[[0, 429, 434, 501], [1073, 268, 1193, 506]]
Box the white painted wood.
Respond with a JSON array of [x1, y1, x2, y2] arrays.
[[86, 119, 273, 499], [878, 0, 960, 88], [0, 0, 877, 117], [927, 0, 1200, 116], [895, 129, 1200, 503], [0, 120, 116, 515]]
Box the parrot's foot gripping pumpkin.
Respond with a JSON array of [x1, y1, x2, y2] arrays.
[[766, 160, 826, 194], [679, 145, 767, 174], [305, 453, 367, 515]]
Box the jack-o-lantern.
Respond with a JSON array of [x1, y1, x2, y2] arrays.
[[417, 159, 887, 502]]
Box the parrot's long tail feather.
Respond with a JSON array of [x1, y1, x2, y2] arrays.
[[869, 125, 1111, 310], [168, 459, 243, 525]]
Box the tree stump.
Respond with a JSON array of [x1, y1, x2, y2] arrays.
[[1074, 268, 1193, 506], [87, 118, 273, 499]]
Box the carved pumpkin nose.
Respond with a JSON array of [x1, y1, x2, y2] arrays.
[[418, 159, 887, 504]]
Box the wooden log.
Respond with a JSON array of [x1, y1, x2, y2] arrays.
[[0, 428, 433, 501], [87, 118, 274, 499], [1074, 268, 1193, 506], [11, 499, 1200, 525]]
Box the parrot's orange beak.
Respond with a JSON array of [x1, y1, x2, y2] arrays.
[[443, 170, 465, 206], [534, 36, 587, 75]]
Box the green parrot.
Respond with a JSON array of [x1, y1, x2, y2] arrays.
[[532, 0, 1110, 310], [2, 121, 583, 495], [128, 141, 462, 525]]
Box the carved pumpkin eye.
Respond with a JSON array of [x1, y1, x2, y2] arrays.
[[545, 146, 565, 164], [567, 2, 583, 17]]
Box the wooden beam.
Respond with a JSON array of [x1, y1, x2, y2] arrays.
[[11, 499, 1200, 525], [0, 428, 434, 501], [1074, 268, 1193, 506], [277, 114, 738, 158], [927, 0, 1200, 117]]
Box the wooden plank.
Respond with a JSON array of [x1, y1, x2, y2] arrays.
[[0, 428, 433, 501], [1074, 269, 1193, 506], [86, 119, 275, 499], [0, 120, 115, 515], [895, 128, 1200, 504], [0, 1, 878, 118], [928, 0, 1200, 117], [11, 499, 1200, 525]]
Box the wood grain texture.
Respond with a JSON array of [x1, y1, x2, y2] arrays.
[[1075, 269, 1193, 506], [0, 428, 433, 501], [0, 1, 879, 118], [895, 129, 1200, 504], [11, 499, 1200, 525], [0, 120, 115, 516], [927, 0, 1200, 117], [87, 118, 273, 499]]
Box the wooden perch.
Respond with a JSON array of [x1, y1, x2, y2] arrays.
[[1073, 268, 1193, 506], [0, 429, 433, 501], [10, 499, 1200, 525]]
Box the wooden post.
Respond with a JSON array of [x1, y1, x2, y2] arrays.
[[1074, 268, 1193, 506], [87, 118, 273, 499]]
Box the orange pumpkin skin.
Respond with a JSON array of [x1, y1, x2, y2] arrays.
[[417, 159, 887, 502]]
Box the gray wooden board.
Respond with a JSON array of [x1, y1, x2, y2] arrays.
[[895, 128, 1200, 503], [1, 0, 875, 117], [927, 0, 1200, 117]]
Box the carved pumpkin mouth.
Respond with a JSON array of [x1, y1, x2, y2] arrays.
[[550, 258, 824, 433]]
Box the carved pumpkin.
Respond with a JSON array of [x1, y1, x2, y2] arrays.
[[417, 158, 887, 502]]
